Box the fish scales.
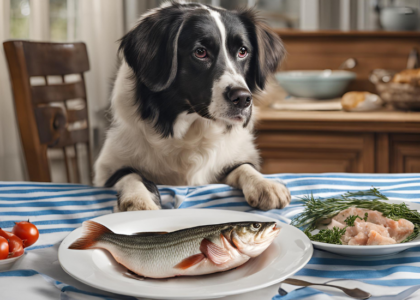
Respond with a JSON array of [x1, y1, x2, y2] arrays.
[[100, 224, 228, 249]]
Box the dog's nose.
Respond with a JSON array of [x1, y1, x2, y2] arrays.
[[227, 88, 252, 109]]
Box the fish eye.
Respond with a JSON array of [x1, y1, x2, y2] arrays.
[[252, 223, 261, 229]]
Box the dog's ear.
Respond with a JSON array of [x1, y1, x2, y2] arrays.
[[239, 9, 285, 91], [119, 6, 185, 92]]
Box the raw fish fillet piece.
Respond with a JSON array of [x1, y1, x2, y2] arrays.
[[327, 219, 346, 230], [330, 207, 415, 246], [333, 207, 394, 227], [341, 220, 390, 245], [367, 230, 397, 245], [345, 220, 390, 238], [387, 219, 414, 243], [348, 232, 368, 246], [365, 210, 389, 226], [332, 207, 369, 224]]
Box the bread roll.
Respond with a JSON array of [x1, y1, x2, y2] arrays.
[[341, 92, 382, 112], [392, 69, 420, 85]]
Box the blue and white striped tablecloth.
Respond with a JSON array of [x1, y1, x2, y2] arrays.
[[1, 173, 420, 300]]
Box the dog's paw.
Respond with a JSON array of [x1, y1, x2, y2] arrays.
[[116, 191, 160, 212], [243, 179, 291, 211]]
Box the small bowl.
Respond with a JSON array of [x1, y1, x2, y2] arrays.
[[0, 253, 25, 271], [275, 70, 356, 99], [380, 7, 419, 31]]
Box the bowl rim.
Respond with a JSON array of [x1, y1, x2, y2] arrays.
[[275, 70, 357, 81], [0, 252, 25, 264]]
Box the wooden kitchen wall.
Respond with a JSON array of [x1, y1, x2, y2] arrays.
[[275, 30, 420, 93]]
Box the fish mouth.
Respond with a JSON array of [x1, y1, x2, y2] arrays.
[[267, 223, 281, 238], [268, 223, 281, 234], [254, 223, 280, 244]]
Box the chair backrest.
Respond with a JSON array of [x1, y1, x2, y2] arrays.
[[3, 40, 92, 183]]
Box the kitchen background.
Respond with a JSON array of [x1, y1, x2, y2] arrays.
[[1, 0, 419, 183]]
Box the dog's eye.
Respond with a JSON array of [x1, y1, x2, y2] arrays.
[[195, 48, 207, 59], [238, 47, 247, 58]]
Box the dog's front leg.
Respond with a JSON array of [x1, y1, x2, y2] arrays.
[[114, 174, 161, 211], [224, 164, 291, 211], [104, 168, 161, 211]]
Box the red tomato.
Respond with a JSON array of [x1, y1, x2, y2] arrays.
[[12, 221, 39, 248], [0, 229, 24, 257], [0, 236, 9, 259]]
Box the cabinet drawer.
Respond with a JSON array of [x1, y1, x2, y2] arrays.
[[256, 131, 375, 174], [390, 134, 420, 173]]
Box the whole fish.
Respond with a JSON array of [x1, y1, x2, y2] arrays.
[[69, 220, 280, 278]]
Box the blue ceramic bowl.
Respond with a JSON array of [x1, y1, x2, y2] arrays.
[[275, 70, 356, 99]]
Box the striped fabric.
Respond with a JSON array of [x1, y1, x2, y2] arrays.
[[1, 173, 420, 300]]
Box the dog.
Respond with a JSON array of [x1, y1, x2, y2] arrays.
[[93, 1, 291, 212]]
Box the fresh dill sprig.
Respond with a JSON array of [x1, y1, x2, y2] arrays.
[[292, 188, 420, 244], [343, 188, 388, 200], [344, 213, 368, 227], [304, 226, 347, 245]]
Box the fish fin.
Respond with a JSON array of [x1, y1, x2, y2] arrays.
[[174, 253, 205, 270], [200, 238, 231, 265], [69, 221, 113, 250], [131, 231, 169, 237]]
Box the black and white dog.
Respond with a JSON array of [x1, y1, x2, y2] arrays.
[[94, 1, 291, 211]]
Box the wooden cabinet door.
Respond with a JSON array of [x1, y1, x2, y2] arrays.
[[256, 131, 375, 174], [390, 134, 420, 173]]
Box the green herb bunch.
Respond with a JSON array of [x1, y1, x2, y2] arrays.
[[304, 214, 367, 245], [293, 188, 420, 244], [304, 227, 347, 245], [344, 213, 368, 226]]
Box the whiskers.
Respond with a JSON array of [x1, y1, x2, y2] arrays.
[[187, 101, 215, 120]]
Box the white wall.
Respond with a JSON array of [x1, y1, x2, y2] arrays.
[[0, 0, 26, 181]]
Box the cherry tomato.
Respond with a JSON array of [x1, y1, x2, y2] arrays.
[[0, 236, 9, 260], [12, 221, 39, 248], [0, 229, 24, 257]]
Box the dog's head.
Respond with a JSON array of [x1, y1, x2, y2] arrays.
[[120, 1, 284, 137]]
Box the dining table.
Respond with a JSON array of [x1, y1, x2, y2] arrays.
[[1, 173, 420, 300]]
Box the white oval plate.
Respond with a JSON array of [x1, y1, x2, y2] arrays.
[[59, 209, 313, 299], [289, 200, 420, 257]]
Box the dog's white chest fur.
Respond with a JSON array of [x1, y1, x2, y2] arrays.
[[141, 116, 255, 186]]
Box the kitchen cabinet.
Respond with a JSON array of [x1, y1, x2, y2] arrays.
[[255, 110, 420, 174]]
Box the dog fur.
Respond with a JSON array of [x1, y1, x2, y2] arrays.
[[94, 1, 291, 211]]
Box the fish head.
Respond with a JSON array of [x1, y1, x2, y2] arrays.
[[226, 222, 280, 257]]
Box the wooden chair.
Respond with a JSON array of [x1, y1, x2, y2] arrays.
[[3, 41, 92, 183]]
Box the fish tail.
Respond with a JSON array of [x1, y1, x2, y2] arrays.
[[69, 221, 113, 250]]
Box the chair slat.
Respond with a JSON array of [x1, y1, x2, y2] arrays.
[[67, 107, 88, 123], [62, 148, 71, 183], [22, 42, 89, 76], [73, 145, 81, 183], [67, 128, 90, 144], [55, 128, 90, 148], [31, 81, 86, 104]]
